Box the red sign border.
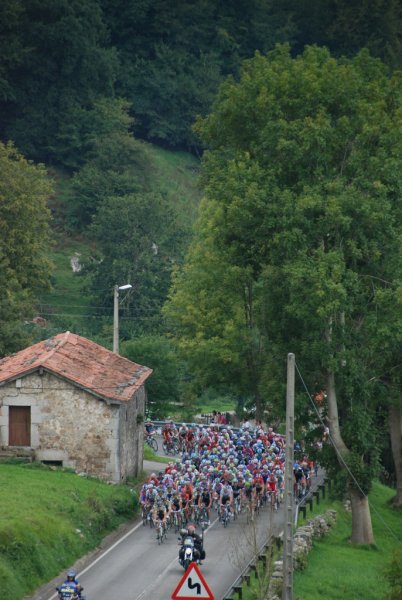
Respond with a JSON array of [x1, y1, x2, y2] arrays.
[[172, 561, 214, 600]]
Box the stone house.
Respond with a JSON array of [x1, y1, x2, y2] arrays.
[[0, 331, 152, 482]]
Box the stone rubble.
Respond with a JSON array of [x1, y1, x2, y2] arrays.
[[268, 509, 337, 599]]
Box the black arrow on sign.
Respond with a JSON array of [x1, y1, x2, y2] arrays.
[[188, 577, 201, 595]]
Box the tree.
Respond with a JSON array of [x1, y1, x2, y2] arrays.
[[164, 193, 268, 419], [0, 0, 118, 166], [121, 335, 181, 418], [101, 0, 295, 149], [0, 142, 52, 355], [67, 98, 149, 228], [84, 191, 178, 339], [172, 45, 402, 543]]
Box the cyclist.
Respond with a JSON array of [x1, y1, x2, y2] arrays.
[[253, 470, 264, 509], [178, 423, 188, 452], [219, 482, 233, 519], [198, 481, 212, 525], [152, 499, 169, 532], [266, 472, 278, 509]]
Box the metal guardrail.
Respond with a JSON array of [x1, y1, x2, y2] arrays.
[[220, 528, 283, 600], [146, 420, 242, 435]]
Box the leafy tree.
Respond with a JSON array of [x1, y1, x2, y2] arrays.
[[287, 0, 402, 68], [0, 0, 26, 102], [67, 98, 149, 228], [84, 191, 178, 338], [164, 194, 268, 418], [0, 0, 118, 166], [121, 335, 181, 417], [101, 0, 294, 149], [0, 142, 52, 355], [170, 45, 402, 543]]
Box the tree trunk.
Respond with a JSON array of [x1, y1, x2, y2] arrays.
[[349, 487, 375, 544], [326, 368, 375, 544], [389, 404, 402, 507]]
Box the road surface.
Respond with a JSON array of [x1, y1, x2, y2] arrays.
[[30, 459, 324, 600]]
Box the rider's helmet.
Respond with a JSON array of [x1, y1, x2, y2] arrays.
[[67, 569, 76, 580], [187, 524, 196, 535]]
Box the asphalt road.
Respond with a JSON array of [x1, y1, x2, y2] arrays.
[[29, 453, 324, 600], [40, 498, 284, 600]]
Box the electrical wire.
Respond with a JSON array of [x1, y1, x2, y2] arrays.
[[295, 360, 401, 546]]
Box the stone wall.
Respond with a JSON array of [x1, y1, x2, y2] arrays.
[[0, 370, 144, 482], [269, 509, 337, 599], [118, 386, 145, 480]]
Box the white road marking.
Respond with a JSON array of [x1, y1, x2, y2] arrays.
[[47, 520, 144, 600]]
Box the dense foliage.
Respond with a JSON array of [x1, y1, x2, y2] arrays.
[[1, 1, 402, 432], [1, 0, 402, 164], [166, 46, 402, 539], [0, 142, 52, 354]]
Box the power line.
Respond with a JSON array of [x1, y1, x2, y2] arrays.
[[29, 312, 162, 321], [295, 360, 401, 546]]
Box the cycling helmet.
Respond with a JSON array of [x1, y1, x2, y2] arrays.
[[67, 569, 76, 578]]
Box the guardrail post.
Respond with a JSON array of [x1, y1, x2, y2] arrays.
[[319, 484, 326, 499], [313, 491, 320, 505], [300, 505, 306, 519], [308, 497, 313, 512]]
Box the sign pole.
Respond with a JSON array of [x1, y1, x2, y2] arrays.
[[282, 352, 295, 600]]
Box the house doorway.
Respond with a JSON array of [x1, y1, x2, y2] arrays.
[[9, 406, 31, 446]]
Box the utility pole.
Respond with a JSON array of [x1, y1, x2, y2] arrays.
[[282, 352, 295, 600], [113, 285, 119, 354], [113, 284, 132, 354]]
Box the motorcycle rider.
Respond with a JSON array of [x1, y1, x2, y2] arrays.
[[179, 524, 205, 565], [57, 569, 83, 599]]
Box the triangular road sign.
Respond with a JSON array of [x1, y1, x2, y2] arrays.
[[172, 562, 214, 600]]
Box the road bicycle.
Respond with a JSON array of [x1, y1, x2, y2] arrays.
[[220, 504, 231, 527], [156, 520, 167, 544], [145, 434, 158, 453], [171, 509, 183, 532], [233, 495, 242, 519], [162, 437, 180, 455]]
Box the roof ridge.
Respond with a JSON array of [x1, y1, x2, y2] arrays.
[[42, 331, 71, 366]]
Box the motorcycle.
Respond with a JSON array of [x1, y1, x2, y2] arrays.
[[56, 584, 85, 600], [179, 535, 195, 570]]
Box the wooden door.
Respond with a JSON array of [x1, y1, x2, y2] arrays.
[[9, 406, 31, 446]]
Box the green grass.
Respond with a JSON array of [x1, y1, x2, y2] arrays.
[[143, 143, 201, 229], [238, 482, 401, 600], [143, 443, 172, 463], [40, 238, 93, 317], [0, 462, 137, 600], [294, 481, 402, 600]]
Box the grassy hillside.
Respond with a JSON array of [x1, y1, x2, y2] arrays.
[[294, 482, 402, 599], [34, 144, 201, 342], [0, 462, 137, 600]]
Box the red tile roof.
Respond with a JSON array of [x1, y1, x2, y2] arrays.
[[0, 332, 152, 403]]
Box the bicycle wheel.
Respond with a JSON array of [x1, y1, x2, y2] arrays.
[[149, 437, 158, 452], [142, 508, 147, 526]]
